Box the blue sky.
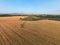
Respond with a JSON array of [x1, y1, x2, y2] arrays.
[[0, 0, 60, 14]]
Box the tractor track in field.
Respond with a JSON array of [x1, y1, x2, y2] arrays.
[[1, 22, 39, 45], [0, 22, 34, 45], [0, 21, 57, 45], [0, 24, 12, 45]]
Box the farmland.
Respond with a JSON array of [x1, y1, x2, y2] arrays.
[[0, 16, 60, 45]]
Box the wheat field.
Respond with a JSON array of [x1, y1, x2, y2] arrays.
[[0, 16, 60, 45]]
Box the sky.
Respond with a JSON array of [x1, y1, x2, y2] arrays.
[[0, 0, 60, 14]]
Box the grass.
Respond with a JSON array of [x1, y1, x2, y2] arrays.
[[20, 15, 40, 21]]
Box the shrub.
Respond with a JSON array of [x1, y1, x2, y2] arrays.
[[20, 22, 25, 28]]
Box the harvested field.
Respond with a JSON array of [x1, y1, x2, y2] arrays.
[[0, 16, 60, 45]]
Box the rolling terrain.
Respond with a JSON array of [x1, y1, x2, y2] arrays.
[[0, 16, 60, 45]]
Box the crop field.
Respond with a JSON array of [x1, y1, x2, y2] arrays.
[[0, 16, 60, 45]]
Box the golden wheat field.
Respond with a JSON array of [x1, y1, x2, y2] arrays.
[[0, 16, 60, 45]]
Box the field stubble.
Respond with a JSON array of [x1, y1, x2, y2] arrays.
[[0, 16, 60, 45]]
